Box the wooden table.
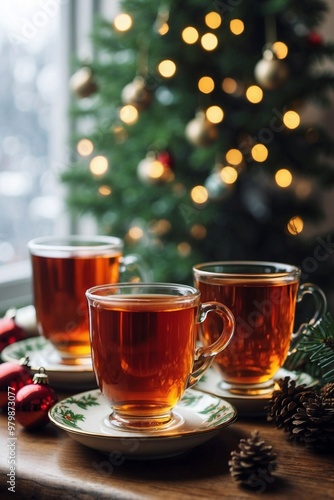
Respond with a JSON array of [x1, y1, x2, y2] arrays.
[[1, 387, 334, 500]]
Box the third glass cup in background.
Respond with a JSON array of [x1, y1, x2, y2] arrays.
[[193, 261, 327, 396], [86, 283, 235, 431], [28, 235, 149, 362]]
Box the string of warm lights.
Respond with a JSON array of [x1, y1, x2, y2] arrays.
[[74, 7, 308, 245]]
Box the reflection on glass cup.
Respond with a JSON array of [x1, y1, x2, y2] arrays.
[[86, 283, 235, 431], [193, 261, 327, 395], [28, 235, 148, 361]]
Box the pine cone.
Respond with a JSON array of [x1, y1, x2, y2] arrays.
[[266, 376, 315, 433], [229, 431, 276, 488], [321, 382, 334, 401], [292, 395, 334, 451]]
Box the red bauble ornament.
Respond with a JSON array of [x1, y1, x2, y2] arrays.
[[0, 357, 32, 410], [0, 312, 27, 353], [15, 368, 58, 430], [307, 32, 323, 46], [156, 150, 174, 170]]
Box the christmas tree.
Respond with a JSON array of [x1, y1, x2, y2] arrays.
[[61, 0, 334, 291]]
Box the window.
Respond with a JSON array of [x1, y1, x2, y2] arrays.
[[0, 1, 71, 312], [0, 1, 119, 314], [0, 2, 66, 264]]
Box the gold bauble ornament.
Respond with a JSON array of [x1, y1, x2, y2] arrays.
[[121, 76, 152, 111], [185, 111, 218, 147], [69, 66, 98, 98], [254, 49, 289, 90]]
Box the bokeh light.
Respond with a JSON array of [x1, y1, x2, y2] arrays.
[[114, 13, 132, 32], [206, 106, 224, 123], [89, 156, 108, 176], [191, 185, 209, 204], [190, 224, 207, 239], [148, 160, 164, 180], [158, 23, 169, 35], [273, 41, 288, 59], [158, 59, 177, 77], [177, 242, 191, 256], [246, 85, 263, 103], [226, 148, 243, 165], [205, 12, 222, 29], [128, 226, 144, 240], [275, 168, 293, 188], [77, 138, 94, 156], [230, 19, 244, 35], [201, 33, 218, 51], [222, 77, 237, 94], [287, 216, 304, 235], [98, 185, 112, 196], [182, 26, 199, 44], [220, 166, 238, 184], [251, 144, 268, 162], [198, 76, 215, 93], [283, 110, 300, 129], [119, 105, 138, 124]]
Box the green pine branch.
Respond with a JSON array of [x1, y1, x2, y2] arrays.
[[284, 312, 334, 384]]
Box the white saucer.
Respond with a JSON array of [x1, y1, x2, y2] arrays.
[[1, 337, 97, 391], [48, 388, 237, 460], [195, 367, 317, 417]]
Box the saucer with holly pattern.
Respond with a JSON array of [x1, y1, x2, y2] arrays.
[[49, 387, 237, 460], [1, 337, 96, 390]]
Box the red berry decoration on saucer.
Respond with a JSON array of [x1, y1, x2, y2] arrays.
[[0, 357, 33, 409], [15, 367, 58, 430]]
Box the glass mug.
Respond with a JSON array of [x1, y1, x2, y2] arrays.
[[28, 235, 149, 361], [193, 261, 327, 395], [86, 283, 235, 431]]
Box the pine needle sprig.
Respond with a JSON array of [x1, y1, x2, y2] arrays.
[[286, 313, 334, 384]]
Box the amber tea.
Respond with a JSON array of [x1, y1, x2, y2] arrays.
[[196, 279, 298, 385], [89, 296, 196, 415], [193, 261, 327, 394], [31, 252, 121, 358], [86, 283, 235, 430], [28, 236, 125, 360]]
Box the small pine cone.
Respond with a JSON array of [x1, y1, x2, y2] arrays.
[[321, 382, 334, 402], [266, 376, 315, 433], [292, 395, 334, 451], [229, 431, 276, 487]]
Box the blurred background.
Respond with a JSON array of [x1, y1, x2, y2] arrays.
[[1, 0, 334, 315]]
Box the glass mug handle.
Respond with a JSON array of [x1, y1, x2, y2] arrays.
[[188, 302, 235, 387], [119, 254, 152, 282], [289, 282, 327, 353]]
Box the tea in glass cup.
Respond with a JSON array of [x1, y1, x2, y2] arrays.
[[193, 261, 327, 395], [28, 235, 148, 361], [86, 283, 235, 430]]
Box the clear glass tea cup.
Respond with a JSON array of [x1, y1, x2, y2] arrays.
[[86, 282, 235, 431], [193, 261, 327, 395], [28, 235, 149, 361]]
